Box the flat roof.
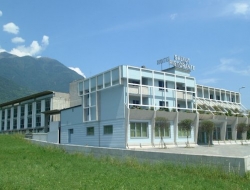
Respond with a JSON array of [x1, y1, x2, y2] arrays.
[[0, 91, 54, 107]]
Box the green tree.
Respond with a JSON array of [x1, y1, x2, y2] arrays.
[[155, 117, 170, 148], [179, 119, 193, 147], [236, 123, 249, 142], [200, 120, 214, 146]]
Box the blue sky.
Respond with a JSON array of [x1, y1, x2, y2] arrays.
[[0, 0, 250, 109]]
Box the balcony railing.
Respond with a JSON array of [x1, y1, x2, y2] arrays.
[[128, 85, 149, 95], [177, 91, 193, 100]]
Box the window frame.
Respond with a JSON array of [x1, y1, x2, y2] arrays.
[[103, 125, 113, 135], [130, 122, 148, 138], [178, 126, 191, 138], [155, 125, 170, 138], [87, 126, 95, 136]]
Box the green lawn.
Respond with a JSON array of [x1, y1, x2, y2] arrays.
[[0, 134, 249, 190]]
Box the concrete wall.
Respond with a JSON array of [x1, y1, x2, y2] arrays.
[[29, 139, 249, 176], [32, 133, 47, 141]]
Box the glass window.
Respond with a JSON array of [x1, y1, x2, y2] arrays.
[[155, 125, 170, 137], [226, 127, 232, 140], [1, 110, 5, 119], [159, 101, 168, 107], [28, 103, 32, 115], [36, 115, 41, 127], [45, 99, 51, 111], [1, 121, 4, 130], [104, 125, 113, 135], [13, 119, 17, 129], [130, 122, 148, 138], [28, 117, 32, 128], [14, 107, 17, 118], [178, 126, 191, 137], [7, 109, 11, 119], [21, 106, 25, 116], [36, 101, 41, 113], [87, 126, 94, 136], [7, 120, 10, 130], [20, 119, 24, 129]]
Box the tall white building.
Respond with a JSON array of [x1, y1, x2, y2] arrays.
[[60, 63, 249, 148]]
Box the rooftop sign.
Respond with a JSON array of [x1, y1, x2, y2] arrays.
[[157, 55, 195, 71]]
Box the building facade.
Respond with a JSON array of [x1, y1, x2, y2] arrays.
[[0, 91, 70, 134], [1, 64, 249, 148], [60, 65, 249, 148]]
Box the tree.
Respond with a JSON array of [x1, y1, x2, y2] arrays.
[[236, 123, 250, 142], [179, 119, 193, 147], [155, 117, 170, 148], [200, 120, 214, 146]]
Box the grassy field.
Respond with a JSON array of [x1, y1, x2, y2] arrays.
[[0, 134, 249, 190]]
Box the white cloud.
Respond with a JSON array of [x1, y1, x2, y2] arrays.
[[9, 35, 49, 57], [69, 67, 86, 78], [222, 2, 250, 17], [42, 35, 49, 46], [3, 22, 19, 34], [233, 3, 250, 15], [0, 10, 2, 17], [170, 13, 177, 20], [11, 37, 25, 43], [217, 58, 250, 76]]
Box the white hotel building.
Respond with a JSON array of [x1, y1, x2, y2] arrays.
[[0, 56, 249, 148]]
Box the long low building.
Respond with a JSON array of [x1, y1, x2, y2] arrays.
[[0, 91, 70, 134], [1, 58, 249, 148]]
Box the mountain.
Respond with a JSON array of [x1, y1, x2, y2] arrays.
[[0, 52, 84, 104]]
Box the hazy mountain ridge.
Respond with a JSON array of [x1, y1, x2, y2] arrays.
[[0, 52, 83, 104]]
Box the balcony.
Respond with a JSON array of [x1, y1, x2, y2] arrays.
[[129, 85, 149, 95], [177, 91, 193, 100]]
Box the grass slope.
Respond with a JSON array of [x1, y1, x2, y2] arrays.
[[0, 135, 249, 190]]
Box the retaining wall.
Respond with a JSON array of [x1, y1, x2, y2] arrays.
[[29, 139, 249, 176]]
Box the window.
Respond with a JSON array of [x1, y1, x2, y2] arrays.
[[14, 107, 17, 118], [155, 125, 170, 137], [1, 110, 5, 120], [158, 81, 164, 90], [28, 103, 32, 115], [28, 117, 32, 128], [226, 127, 232, 140], [159, 101, 168, 107], [130, 122, 148, 138], [20, 119, 24, 129], [13, 119, 17, 129], [132, 100, 139, 105], [1, 121, 4, 130], [7, 109, 11, 119], [104, 125, 113, 135], [178, 126, 191, 137], [36, 115, 41, 127], [36, 101, 41, 113], [21, 106, 25, 116], [129, 79, 140, 85], [87, 127, 94, 136], [7, 120, 10, 130], [45, 99, 51, 111]]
